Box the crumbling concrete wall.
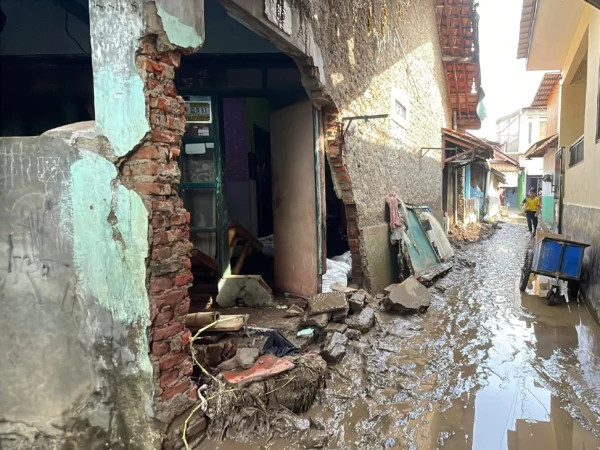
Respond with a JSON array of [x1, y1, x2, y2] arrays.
[[0, 1, 207, 449], [0, 128, 159, 449], [220, 0, 450, 292]]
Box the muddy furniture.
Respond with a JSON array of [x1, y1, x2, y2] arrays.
[[520, 236, 590, 305], [228, 220, 263, 275]]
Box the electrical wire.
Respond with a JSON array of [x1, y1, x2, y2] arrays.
[[64, 11, 90, 55]]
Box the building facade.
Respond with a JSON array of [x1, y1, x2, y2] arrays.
[[0, 0, 482, 448], [518, 0, 600, 321]]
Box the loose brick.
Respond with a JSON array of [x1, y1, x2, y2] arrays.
[[152, 246, 172, 261], [177, 299, 191, 317], [181, 329, 192, 347], [154, 310, 174, 327], [154, 321, 183, 341], [161, 380, 190, 400], [159, 352, 186, 371], [151, 276, 174, 293], [160, 369, 179, 388], [174, 272, 193, 286], [151, 130, 180, 144], [133, 182, 171, 196], [158, 289, 187, 307], [152, 341, 170, 357]]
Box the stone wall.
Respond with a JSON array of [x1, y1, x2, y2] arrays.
[[562, 204, 600, 325]]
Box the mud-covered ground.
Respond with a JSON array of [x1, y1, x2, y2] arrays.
[[202, 219, 600, 449]]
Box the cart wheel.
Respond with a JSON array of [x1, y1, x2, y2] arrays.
[[546, 291, 559, 306], [520, 250, 533, 292]]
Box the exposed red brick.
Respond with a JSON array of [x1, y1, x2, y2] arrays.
[[164, 83, 177, 97], [181, 329, 192, 347], [133, 145, 162, 160], [132, 161, 160, 177], [335, 173, 350, 182], [151, 130, 180, 144], [147, 77, 162, 90], [151, 276, 174, 293], [139, 58, 164, 75], [152, 341, 170, 357], [158, 289, 187, 307], [160, 369, 179, 388], [159, 352, 186, 371], [174, 272, 193, 286], [152, 246, 172, 261], [183, 258, 192, 270], [169, 147, 181, 159], [156, 97, 171, 113], [161, 380, 190, 400], [180, 359, 193, 376], [133, 182, 171, 196], [177, 299, 191, 317], [140, 40, 158, 57], [153, 321, 183, 341], [154, 310, 174, 327], [160, 52, 181, 68], [153, 200, 175, 213]]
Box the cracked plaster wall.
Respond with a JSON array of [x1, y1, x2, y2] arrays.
[[0, 125, 159, 449]]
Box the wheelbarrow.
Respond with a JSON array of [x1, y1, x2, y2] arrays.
[[520, 236, 590, 305]]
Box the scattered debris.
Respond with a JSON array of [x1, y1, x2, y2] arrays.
[[385, 318, 423, 338], [348, 291, 366, 313], [321, 332, 348, 364], [308, 292, 348, 316], [448, 222, 495, 244], [304, 312, 332, 329], [325, 322, 348, 334], [222, 354, 295, 387], [301, 430, 329, 448], [322, 257, 352, 293], [345, 329, 362, 340], [331, 283, 357, 294], [217, 348, 259, 371], [297, 328, 315, 338], [345, 307, 375, 332], [331, 305, 349, 323], [216, 275, 274, 307], [457, 255, 476, 268], [284, 304, 305, 317], [383, 277, 431, 314], [262, 330, 299, 357], [185, 311, 220, 327]]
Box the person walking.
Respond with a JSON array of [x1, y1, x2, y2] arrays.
[[521, 188, 540, 239]]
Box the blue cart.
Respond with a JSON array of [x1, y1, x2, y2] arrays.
[[520, 236, 590, 305]]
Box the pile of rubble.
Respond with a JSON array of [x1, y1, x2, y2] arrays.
[[448, 221, 498, 244], [187, 276, 433, 445]]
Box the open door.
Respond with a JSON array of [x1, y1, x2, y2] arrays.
[[270, 101, 318, 297]]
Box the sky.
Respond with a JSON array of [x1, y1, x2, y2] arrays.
[[474, 0, 546, 141]]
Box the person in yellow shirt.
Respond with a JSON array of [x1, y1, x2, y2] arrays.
[[521, 188, 540, 238]]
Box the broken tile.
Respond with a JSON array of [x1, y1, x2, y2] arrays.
[[222, 354, 295, 386]]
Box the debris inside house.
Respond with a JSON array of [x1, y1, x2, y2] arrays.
[[448, 221, 496, 244]]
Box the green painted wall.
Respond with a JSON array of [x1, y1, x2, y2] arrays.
[[542, 195, 554, 224]]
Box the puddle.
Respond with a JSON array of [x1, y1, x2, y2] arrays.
[[200, 220, 600, 449]]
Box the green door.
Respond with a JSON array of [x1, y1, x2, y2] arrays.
[[180, 95, 229, 275]]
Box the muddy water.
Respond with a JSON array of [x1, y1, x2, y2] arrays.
[[202, 221, 600, 449]]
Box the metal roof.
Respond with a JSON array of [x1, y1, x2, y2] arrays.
[[525, 134, 559, 158], [531, 73, 561, 107], [491, 162, 521, 173]]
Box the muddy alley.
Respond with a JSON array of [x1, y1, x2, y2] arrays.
[[203, 219, 600, 450]]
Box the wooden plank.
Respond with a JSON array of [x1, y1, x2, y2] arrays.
[[453, 63, 462, 118], [443, 148, 474, 163], [462, 64, 471, 118]]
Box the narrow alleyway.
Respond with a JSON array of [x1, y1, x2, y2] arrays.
[[205, 219, 600, 449]]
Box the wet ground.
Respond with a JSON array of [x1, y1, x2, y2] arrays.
[[202, 219, 600, 449]]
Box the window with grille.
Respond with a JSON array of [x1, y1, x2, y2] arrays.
[[569, 136, 584, 167]]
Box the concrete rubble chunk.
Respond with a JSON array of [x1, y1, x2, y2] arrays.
[[325, 322, 348, 334], [217, 347, 259, 371], [331, 283, 358, 294], [284, 304, 305, 317], [303, 312, 331, 329], [308, 292, 348, 316], [216, 275, 274, 307], [331, 305, 349, 323], [321, 332, 348, 364], [348, 291, 366, 313], [344, 329, 362, 340], [345, 307, 375, 332], [383, 277, 431, 314]]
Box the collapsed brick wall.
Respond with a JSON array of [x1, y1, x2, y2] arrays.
[[324, 109, 363, 286], [119, 36, 205, 447]]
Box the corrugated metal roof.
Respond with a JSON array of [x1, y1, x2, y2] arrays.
[[517, 0, 536, 59], [531, 73, 561, 107], [525, 134, 559, 158]]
